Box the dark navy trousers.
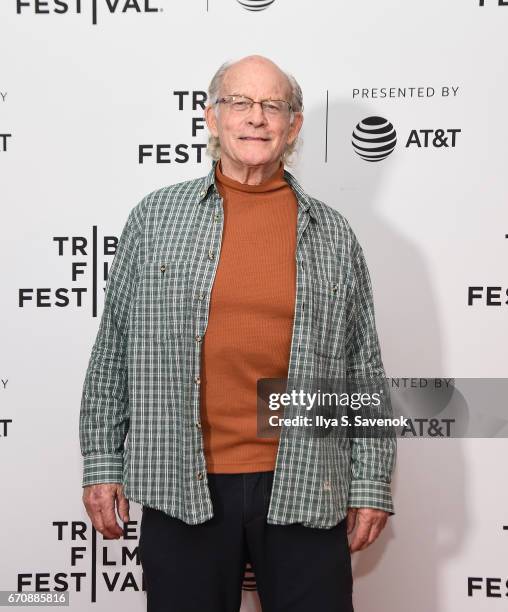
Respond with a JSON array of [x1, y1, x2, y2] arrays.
[[139, 471, 353, 612]]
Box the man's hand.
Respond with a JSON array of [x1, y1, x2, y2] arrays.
[[346, 507, 389, 553], [82, 483, 130, 539]]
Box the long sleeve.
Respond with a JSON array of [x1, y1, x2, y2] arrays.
[[79, 203, 143, 487], [345, 226, 397, 513]]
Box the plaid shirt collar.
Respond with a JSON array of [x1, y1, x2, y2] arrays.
[[198, 159, 318, 222]]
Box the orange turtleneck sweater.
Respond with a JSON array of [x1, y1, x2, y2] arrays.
[[199, 160, 298, 473]]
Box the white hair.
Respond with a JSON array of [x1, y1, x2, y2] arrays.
[[206, 58, 304, 166]]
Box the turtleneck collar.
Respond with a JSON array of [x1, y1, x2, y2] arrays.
[[215, 159, 287, 194]]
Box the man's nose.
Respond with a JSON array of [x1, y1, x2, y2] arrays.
[[247, 102, 267, 126]]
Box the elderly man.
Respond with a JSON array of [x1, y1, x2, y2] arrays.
[[80, 55, 396, 612]]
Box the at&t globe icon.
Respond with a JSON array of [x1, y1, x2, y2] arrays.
[[352, 116, 397, 162], [237, 0, 276, 10]]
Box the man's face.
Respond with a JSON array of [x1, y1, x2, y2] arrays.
[[205, 58, 303, 170]]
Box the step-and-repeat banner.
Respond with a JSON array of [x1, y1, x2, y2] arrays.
[[1, 1, 507, 611]]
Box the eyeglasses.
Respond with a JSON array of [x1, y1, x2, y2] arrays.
[[214, 95, 293, 116]]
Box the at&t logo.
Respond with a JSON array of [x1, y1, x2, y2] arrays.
[[236, 0, 275, 10], [352, 116, 397, 162], [352, 116, 462, 162]]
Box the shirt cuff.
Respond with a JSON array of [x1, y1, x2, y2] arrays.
[[348, 479, 395, 514], [82, 453, 124, 487]]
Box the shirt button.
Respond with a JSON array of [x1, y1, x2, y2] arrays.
[[160, 264, 166, 273], [208, 250, 215, 260], [331, 283, 338, 293], [195, 334, 202, 343], [197, 471, 203, 480], [214, 212, 221, 221], [198, 292, 206, 300], [194, 376, 201, 385], [195, 420, 202, 429], [200, 189, 206, 197], [323, 480, 332, 491]]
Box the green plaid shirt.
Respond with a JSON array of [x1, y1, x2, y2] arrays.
[[79, 160, 396, 528]]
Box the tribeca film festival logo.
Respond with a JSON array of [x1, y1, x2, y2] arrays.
[[468, 525, 508, 598], [18, 230, 119, 317], [0, 378, 12, 440], [467, 233, 508, 307], [16, 520, 144, 603], [138, 90, 208, 165], [352, 116, 461, 162], [1, 90, 11, 154], [19, 90, 207, 313], [15, 0, 163, 26]]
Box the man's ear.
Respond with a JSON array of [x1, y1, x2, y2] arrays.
[[287, 112, 303, 145], [205, 105, 219, 138]]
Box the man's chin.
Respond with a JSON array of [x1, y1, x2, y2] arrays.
[[233, 153, 277, 168]]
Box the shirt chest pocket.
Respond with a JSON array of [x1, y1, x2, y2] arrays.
[[311, 277, 352, 360], [132, 259, 190, 340]]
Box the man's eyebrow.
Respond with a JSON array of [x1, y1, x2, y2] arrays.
[[224, 92, 285, 99]]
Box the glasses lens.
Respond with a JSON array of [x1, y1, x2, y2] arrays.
[[263, 100, 291, 115], [229, 96, 251, 111]]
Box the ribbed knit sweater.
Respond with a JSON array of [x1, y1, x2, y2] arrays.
[[199, 160, 298, 473]]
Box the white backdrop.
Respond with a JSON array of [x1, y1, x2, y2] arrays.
[[1, 1, 507, 610]]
